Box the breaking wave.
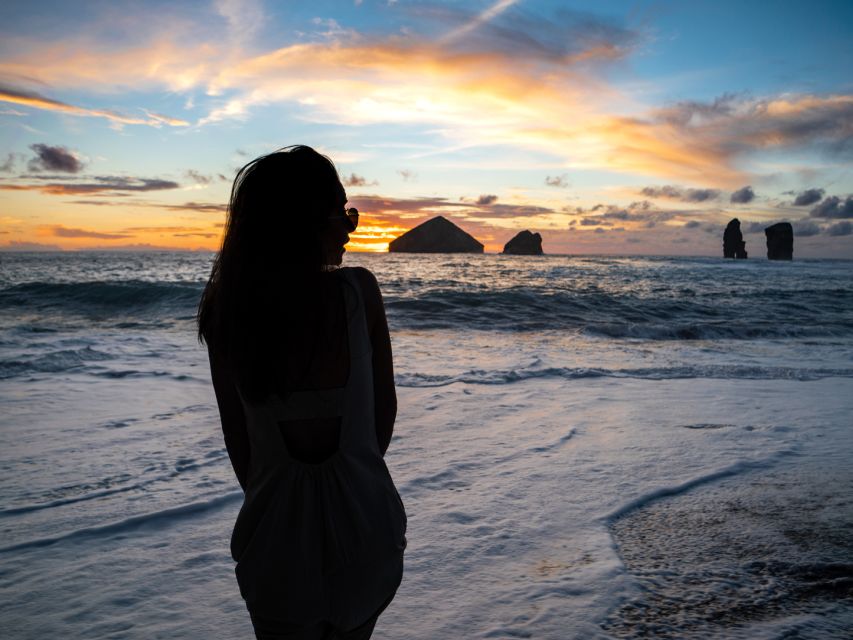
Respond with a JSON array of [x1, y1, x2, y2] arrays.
[[397, 364, 853, 387], [0, 281, 203, 319], [1, 255, 851, 340]]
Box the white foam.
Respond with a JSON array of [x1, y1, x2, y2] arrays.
[[0, 491, 241, 554], [603, 450, 798, 523]]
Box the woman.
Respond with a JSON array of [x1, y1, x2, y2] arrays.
[[198, 146, 406, 639]]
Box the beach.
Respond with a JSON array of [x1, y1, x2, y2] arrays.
[[1, 251, 851, 638]]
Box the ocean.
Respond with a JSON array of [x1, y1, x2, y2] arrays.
[[1, 251, 851, 639]]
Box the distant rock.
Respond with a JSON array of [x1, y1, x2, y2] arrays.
[[502, 230, 543, 255], [388, 216, 484, 253], [723, 218, 748, 259], [765, 222, 793, 260]]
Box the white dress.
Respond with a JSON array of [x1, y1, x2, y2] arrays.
[[231, 268, 406, 629]]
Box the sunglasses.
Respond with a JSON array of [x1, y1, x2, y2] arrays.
[[331, 207, 359, 232]]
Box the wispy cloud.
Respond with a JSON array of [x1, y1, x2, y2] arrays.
[[215, 0, 266, 47], [120, 225, 214, 233], [39, 225, 131, 239], [162, 201, 228, 213], [545, 174, 569, 188], [641, 185, 721, 202], [441, 0, 519, 43], [341, 172, 377, 187], [0, 240, 64, 251], [184, 169, 212, 185], [67, 199, 222, 214], [173, 231, 218, 238], [0, 152, 20, 172], [0, 176, 180, 195], [0, 84, 189, 128], [572, 200, 677, 227], [32, 223, 220, 245]]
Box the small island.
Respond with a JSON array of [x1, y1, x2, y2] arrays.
[[502, 230, 543, 255], [388, 216, 484, 253]]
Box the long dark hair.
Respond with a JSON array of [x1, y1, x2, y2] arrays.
[[197, 145, 346, 401]]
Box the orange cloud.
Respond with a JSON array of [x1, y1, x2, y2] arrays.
[[194, 43, 850, 186], [2, 14, 850, 188], [120, 225, 216, 233], [0, 176, 180, 195], [38, 225, 131, 239], [162, 201, 228, 213], [55, 199, 229, 213], [0, 84, 188, 127], [29, 223, 222, 250], [0, 33, 218, 92]]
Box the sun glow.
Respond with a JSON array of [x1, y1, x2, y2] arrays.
[[347, 220, 409, 253]]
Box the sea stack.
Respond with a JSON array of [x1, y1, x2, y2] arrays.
[[502, 230, 543, 255], [389, 215, 484, 253], [765, 222, 793, 260], [723, 218, 748, 259]]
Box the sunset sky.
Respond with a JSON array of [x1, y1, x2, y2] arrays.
[[1, 0, 852, 256]]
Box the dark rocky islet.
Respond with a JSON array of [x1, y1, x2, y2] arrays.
[[388, 216, 484, 253], [723, 218, 748, 259], [502, 230, 543, 255], [765, 222, 794, 260]]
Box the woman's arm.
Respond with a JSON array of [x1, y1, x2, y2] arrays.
[[354, 267, 397, 456], [208, 351, 251, 490]]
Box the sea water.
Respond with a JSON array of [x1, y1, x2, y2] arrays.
[[1, 252, 851, 639]]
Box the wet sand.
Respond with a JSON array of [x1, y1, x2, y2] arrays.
[[604, 462, 853, 639]]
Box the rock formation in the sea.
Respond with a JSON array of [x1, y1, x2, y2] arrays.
[[388, 215, 484, 253], [765, 222, 793, 260], [723, 218, 748, 259], [502, 230, 543, 255]]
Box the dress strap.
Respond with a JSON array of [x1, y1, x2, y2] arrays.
[[339, 268, 371, 361]]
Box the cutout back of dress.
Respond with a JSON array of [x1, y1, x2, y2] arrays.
[[277, 418, 341, 464]]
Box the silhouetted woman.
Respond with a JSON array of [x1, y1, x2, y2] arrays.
[[198, 146, 406, 639]]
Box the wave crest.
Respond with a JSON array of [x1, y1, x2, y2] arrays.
[[396, 364, 853, 387], [0, 281, 203, 317]]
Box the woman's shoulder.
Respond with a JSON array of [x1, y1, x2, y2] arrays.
[[343, 266, 379, 294], [341, 266, 382, 326]]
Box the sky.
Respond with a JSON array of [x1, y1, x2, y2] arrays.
[[1, 0, 852, 256]]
